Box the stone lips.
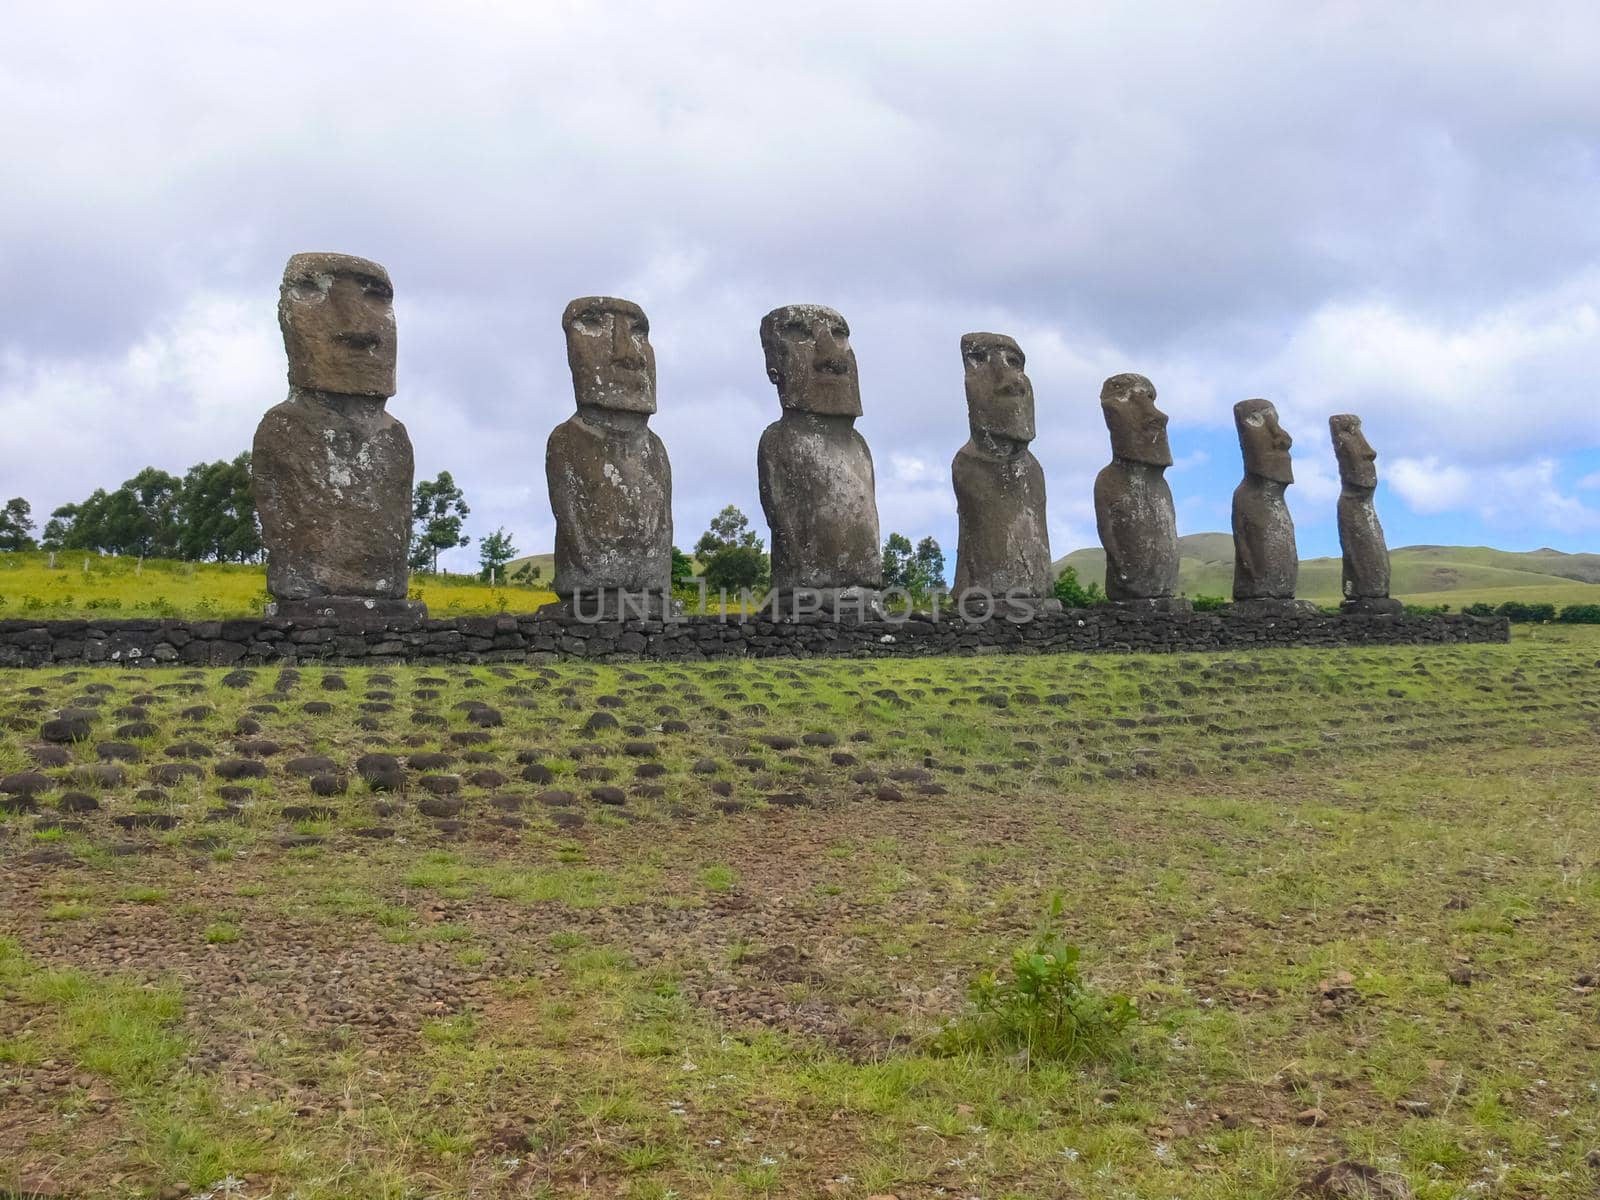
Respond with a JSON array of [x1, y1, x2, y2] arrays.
[[0, 610, 1510, 669]]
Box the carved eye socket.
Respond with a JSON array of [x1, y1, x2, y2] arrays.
[[573, 313, 604, 334], [1004, 351, 1024, 369], [783, 317, 810, 337], [355, 275, 393, 301], [830, 325, 849, 340], [966, 349, 988, 367], [631, 319, 649, 337], [288, 280, 323, 302]]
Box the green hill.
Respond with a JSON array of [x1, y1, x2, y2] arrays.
[[1055, 535, 1600, 607]]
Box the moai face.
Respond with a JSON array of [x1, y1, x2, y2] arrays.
[[562, 296, 656, 414], [1329, 413, 1377, 489], [760, 304, 861, 417], [279, 252, 397, 397], [961, 332, 1035, 445], [1235, 398, 1294, 484], [1101, 373, 1171, 466]]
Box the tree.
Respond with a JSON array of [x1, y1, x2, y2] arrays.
[[913, 536, 946, 592], [410, 471, 471, 574], [1053, 565, 1105, 608], [694, 504, 762, 560], [695, 505, 770, 592], [176, 453, 261, 562], [702, 544, 769, 592], [478, 527, 518, 580], [670, 546, 695, 585], [0, 498, 36, 551], [40, 505, 74, 552], [881, 532, 915, 588]]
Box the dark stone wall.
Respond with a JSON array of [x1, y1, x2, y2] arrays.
[[0, 609, 1509, 668]]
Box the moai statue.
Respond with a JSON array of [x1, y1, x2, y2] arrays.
[[545, 297, 673, 618], [951, 333, 1053, 603], [757, 305, 883, 617], [1094, 373, 1187, 611], [1330, 413, 1402, 614], [1231, 399, 1314, 612], [252, 252, 425, 623]]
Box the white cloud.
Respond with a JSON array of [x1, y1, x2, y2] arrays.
[[1389, 455, 1600, 533]]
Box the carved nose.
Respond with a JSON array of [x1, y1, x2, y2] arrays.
[[610, 320, 644, 369]]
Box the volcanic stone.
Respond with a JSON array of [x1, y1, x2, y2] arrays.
[[1095, 373, 1181, 604]]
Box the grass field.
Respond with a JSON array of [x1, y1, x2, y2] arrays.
[[0, 552, 558, 619], [3, 630, 1599, 1197], [1059, 536, 1600, 609]]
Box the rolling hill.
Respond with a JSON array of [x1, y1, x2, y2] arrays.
[[1055, 535, 1600, 607]]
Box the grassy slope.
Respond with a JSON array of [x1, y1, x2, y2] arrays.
[[1058, 535, 1600, 607], [3, 630, 1600, 1197], [0, 551, 558, 619]]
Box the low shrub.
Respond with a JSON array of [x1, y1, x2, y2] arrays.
[[1189, 594, 1228, 612], [1557, 604, 1600, 624], [1052, 566, 1104, 609], [934, 894, 1136, 1065]]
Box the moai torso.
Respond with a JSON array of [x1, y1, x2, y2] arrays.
[[759, 413, 881, 590], [547, 414, 673, 594], [951, 332, 1051, 596], [252, 252, 414, 605], [1093, 374, 1179, 601], [953, 443, 1051, 595], [1231, 398, 1299, 602], [1095, 461, 1179, 600], [546, 297, 673, 599], [756, 305, 882, 594], [254, 392, 413, 600]]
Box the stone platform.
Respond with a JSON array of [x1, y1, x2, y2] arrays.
[[0, 607, 1508, 668]]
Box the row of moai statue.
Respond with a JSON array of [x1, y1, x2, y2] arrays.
[[251, 253, 1400, 622]]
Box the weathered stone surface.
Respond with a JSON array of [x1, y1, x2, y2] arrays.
[[1330, 414, 1401, 614], [952, 333, 1052, 597], [1231, 399, 1307, 606], [253, 252, 421, 621], [757, 305, 882, 609], [0, 608, 1508, 669], [547, 298, 673, 606], [1095, 373, 1182, 605]]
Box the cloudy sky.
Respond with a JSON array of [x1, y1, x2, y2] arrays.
[[2, 2, 1598, 571]]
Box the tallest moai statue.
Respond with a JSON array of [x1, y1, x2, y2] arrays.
[[252, 253, 425, 623]]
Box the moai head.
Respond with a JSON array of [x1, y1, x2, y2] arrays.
[[279, 252, 396, 397], [961, 332, 1035, 449], [1235, 399, 1294, 484], [1329, 413, 1377, 489], [562, 296, 656, 414], [1100, 373, 1171, 467], [760, 304, 861, 417]]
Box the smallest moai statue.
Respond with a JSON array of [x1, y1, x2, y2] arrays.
[[1094, 373, 1186, 611], [1330, 413, 1402, 614], [1231, 399, 1315, 614]]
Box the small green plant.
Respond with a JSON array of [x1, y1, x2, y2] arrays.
[[1052, 565, 1104, 609], [203, 923, 240, 944], [1189, 593, 1228, 612], [935, 894, 1135, 1064]]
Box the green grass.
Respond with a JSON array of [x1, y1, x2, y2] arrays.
[[3, 631, 1600, 1197], [1059, 534, 1600, 607], [0, 549, 558, 619]]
